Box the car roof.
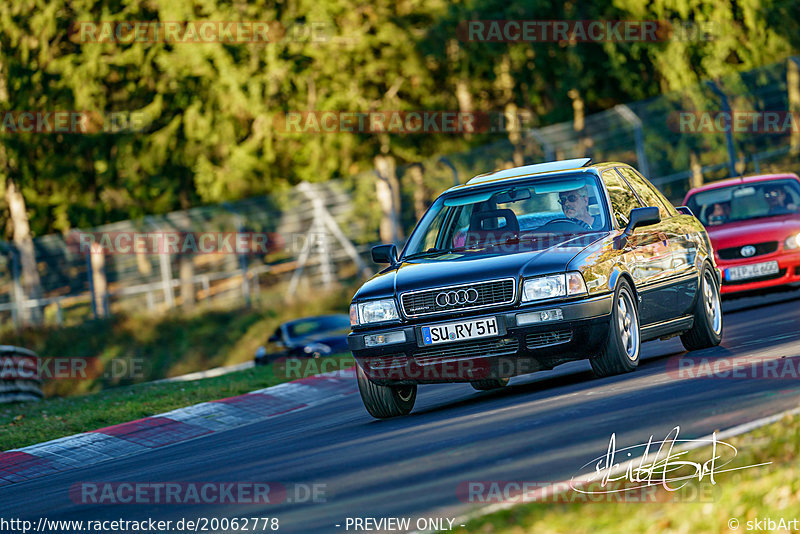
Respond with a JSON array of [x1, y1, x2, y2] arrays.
[[684, 173, 800, 201], [444, 159, 625, 193]]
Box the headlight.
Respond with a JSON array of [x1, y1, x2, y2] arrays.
[[355, 299, 399, 324], [785, 233, 800, 250], [522, 272, 587, 302], [304, 342, 331, 356]]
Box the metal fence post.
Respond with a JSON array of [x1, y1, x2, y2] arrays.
[[86, 248, 98, 319], [8, 245, 22, 329], [615, 104, 651, 178], [706, 80, 738, 177], [788, 57, 800, 155]]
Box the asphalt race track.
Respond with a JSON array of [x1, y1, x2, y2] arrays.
[[3, 290, 800, 533]]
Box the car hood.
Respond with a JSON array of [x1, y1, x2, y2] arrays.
[[354, 233, 607, 300], [706, 214, 800, 250]]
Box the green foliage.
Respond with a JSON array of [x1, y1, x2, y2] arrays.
[[0, 0, 796, 237]]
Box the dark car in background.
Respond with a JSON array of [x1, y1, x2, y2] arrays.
[[255, 314, 351, 364], [684, 173, 800, 296], [348, 158, 723, 418]]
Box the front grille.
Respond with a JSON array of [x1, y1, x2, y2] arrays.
[[526, 330, 573, 349], [718, 242, 778, 260], [723, 268, 787, 285], [414, 338, 519, 366], [401, 278, 516, 317]]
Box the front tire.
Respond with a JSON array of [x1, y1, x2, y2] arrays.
[[356, 364, 416, 418], [591, 279, 640, 377], [680, 266, 723, 351], [471, 378, 509, 391]]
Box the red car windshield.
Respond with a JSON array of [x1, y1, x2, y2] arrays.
[[687, 179, 800, 226]]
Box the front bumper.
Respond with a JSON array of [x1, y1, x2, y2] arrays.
[[717, 250, 800, 295], [348, 294, 612, 384]]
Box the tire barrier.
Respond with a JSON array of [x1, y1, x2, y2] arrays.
[[0, 345, 43, 403]]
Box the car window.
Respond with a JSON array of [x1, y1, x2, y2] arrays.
[[686, 179, 800, 226], [402, 173, 611, 259], [286, 315, 350, 339], [602, 169, 642, 228], [617, 167, 675, 218]]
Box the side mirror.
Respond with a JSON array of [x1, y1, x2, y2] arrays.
[[371, 244, 398, 265], [676, 206, 694, 216], [268, 334, 281, 343], [623, 206, 661, 235]]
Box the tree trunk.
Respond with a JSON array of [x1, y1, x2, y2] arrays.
[[569, 88, 592, 157], [6, 177, 44, 324], [374, 154, 403, 245], [179, 254, 195, 310], [408, 163, 427, 220], [505, 102, 524, 166], [690, 151, 704, 189], [89, 242, 108, 318]]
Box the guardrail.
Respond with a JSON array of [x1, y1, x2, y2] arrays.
[[0, 345, 43, 403]]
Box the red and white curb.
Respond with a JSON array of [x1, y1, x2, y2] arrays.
[[0, 369, 357, 487]]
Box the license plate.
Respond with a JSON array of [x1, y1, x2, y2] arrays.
[[726, 261, 779, 281], [420, 317, 498, 346]]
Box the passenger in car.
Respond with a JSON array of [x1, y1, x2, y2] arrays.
[[764, 184, 798, 214]]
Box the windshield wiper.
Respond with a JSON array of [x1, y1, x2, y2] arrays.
[[401, 247, 466, 260], [401, 248, 448, 260]]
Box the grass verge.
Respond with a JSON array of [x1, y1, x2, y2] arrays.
[[0, 284, 356, 398], [0, 354, 355, 452], [453, 411, 799, 534]]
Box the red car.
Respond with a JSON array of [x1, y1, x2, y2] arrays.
[[683, 173, 800, 295]]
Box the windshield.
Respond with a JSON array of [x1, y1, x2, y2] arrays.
[[285, 315, 350, 340], [401, 173, 610, 259], [686, 179, 800, 226]]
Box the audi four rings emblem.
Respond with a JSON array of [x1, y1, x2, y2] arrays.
[[436, 288, 479, 307], [740, 245, 756, 257]]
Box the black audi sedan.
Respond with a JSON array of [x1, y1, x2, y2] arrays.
[[348, 158, 723, 418], [255, 314, 351, 364]]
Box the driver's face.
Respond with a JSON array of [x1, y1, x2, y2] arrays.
[[559, 192, 589, 219]]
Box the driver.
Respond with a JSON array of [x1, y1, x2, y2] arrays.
[[707, 201, 731, 225], [558, 186, 599, 228]]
